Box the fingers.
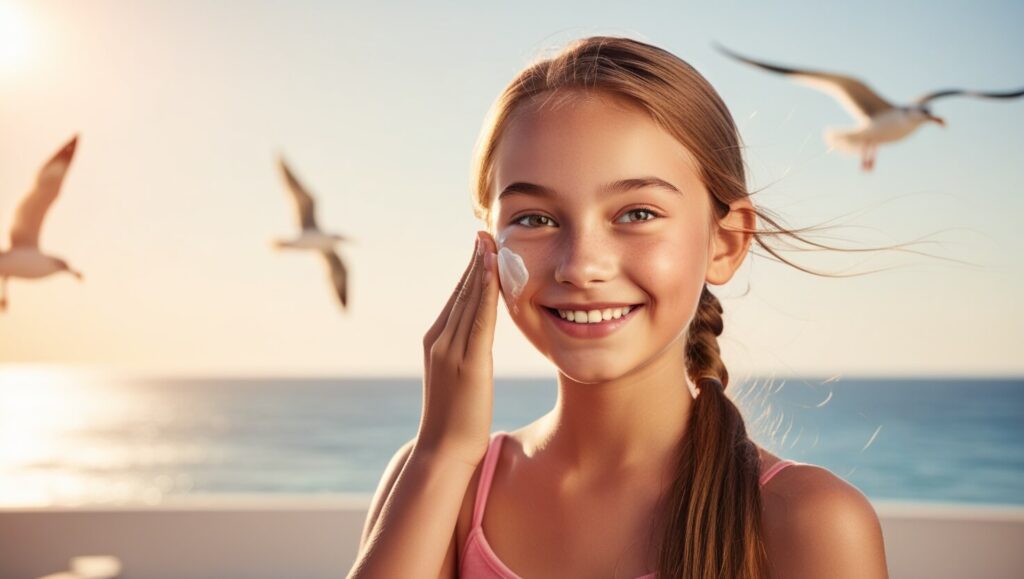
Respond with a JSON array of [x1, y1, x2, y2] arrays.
[[451, 236, 488, 349], [445, 233, 486, 349], [424, 236, 480, 348], [464, 235, 499, 360]]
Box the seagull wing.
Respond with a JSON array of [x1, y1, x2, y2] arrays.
[[277, 156, 318, 231], [10, 135, 79, 249], [914, 87, 1024, 105], [713, 42, 895, 122], [322, 249, 348, 309]]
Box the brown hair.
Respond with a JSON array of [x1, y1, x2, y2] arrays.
[[468, 35, 930, 578]]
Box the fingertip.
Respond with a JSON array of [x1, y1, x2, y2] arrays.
[[477, 230, 497, 252], [478, 230, 498, 253]]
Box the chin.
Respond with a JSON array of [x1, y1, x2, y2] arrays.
[[549, 353, 634, 385]]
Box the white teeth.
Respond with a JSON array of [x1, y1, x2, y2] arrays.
[[555, 305, 633, 324]]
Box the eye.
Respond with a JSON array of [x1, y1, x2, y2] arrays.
[[512, 214, 557, 228], [617, 207, 661, 223]]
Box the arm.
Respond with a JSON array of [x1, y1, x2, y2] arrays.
[[357, 438, 416, 551], [349, 232, 500, 578], [347, 439, 472, 579], [770, 468, 890, 579]]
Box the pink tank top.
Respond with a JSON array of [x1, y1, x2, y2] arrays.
[[460, 431, 803, 578]]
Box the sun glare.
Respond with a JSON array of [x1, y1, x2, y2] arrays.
[[0, 365, 107, 506], [0, 2, 33, 75]]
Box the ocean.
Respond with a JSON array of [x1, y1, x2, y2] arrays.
[[1, 374, 1021, 507]]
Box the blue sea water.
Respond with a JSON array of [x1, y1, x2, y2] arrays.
[[1, 374, 1021, 507]]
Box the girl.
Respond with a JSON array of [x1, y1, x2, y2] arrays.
[[349, 36, 889, 579]]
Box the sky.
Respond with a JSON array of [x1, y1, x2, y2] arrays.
[[1, 0, 1022, 378]]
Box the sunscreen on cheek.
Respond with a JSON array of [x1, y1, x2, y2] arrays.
[[495, 231, 530, 315], [497, 248, 529, 315]]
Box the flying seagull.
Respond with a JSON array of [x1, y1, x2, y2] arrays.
[[0, 135, 84, 313], [272, 155, 352, 310], [713, 42, 1024, 171]]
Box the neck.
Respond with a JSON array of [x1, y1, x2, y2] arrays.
[[529, 340, 694, 480]]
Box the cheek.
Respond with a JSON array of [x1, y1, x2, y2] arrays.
[[629, 233, 707, 309]]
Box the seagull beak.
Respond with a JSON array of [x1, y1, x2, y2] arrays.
[[69, 269, 83, 280], [928, 115, 946, 127]]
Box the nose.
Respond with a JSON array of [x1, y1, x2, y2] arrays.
[[553, 227, 617, 288]]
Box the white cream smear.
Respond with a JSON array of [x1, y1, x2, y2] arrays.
[[495, 232, 529, 315]]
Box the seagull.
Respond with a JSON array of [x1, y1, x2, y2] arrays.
[[713, 42, 1024, 171], [272, 155, 352, 310], [0, 135, 84, 313]]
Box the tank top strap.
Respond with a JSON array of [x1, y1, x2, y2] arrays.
[[471, 431, 508, 529], [760, 458, 802, 486]]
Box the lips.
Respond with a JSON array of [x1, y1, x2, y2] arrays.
[[545, 302, 641, 311]]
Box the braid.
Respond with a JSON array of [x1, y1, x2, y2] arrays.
[[656, 285, 770, 578], [684, 285, 728, 389]]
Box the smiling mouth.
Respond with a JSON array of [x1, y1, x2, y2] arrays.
[[541, 304, 644, 324]]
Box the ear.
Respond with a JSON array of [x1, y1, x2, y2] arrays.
[[705, 198, 755, 286]]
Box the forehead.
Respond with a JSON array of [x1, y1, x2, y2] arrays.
[[491, 92, 704, 204]]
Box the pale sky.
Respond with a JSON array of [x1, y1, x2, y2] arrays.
[[1, 0, 1022, 378]]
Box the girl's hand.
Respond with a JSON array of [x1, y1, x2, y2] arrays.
[[416, 230, 500, 468]]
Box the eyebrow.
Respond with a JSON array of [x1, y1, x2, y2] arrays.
[[497, 177, 683, 201]]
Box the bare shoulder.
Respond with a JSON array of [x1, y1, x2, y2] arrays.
[[762, 463, 889, 579]]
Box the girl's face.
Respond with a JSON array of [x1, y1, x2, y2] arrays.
[[489, 93, 719, 384]]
